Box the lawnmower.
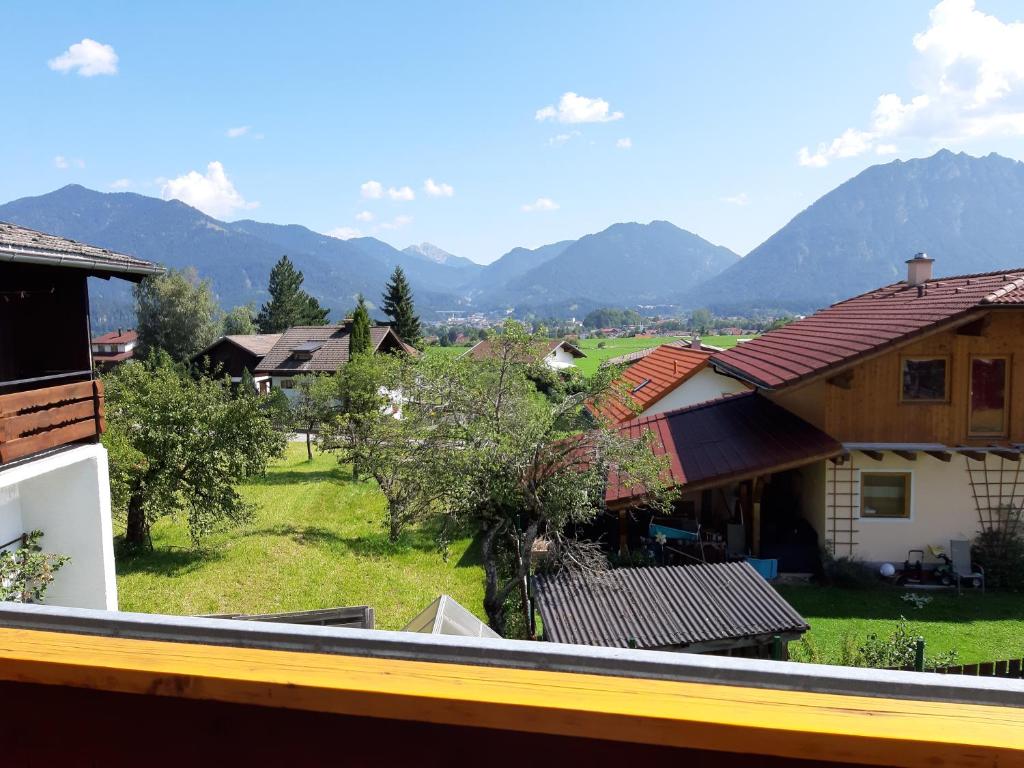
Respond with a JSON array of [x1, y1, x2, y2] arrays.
[[899, 549, 925, 585], [928, 544, 956, 586]]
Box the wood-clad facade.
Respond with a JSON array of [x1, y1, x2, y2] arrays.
[[770, 309, 1024, 446]]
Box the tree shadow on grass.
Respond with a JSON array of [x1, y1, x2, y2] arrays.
[[115, 544, 223, 577], [246, 468, 350, 487]]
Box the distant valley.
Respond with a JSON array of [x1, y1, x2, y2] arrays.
[[3, 150, 1024, 330]]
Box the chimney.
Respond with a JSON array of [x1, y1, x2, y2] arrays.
[[690, 335, 701, 350], [906, 252, 934, 286]]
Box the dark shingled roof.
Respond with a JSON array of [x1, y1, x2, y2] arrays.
[[534, 562, 809, 650], [606, 392, 841, 505], [711, 268, 1024, 390], [0, 221, 162, 279], [255, 324, 417, 374]]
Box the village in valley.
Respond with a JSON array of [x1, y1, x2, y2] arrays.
[[3, 2, 1024, 764]]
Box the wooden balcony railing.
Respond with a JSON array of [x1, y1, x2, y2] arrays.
[[0, 379, 105, 464]]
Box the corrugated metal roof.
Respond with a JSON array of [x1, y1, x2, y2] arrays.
[[593, 344, 712, 424], [606, 391, 842, 504], [256, 324, 417, 374], [0, 221, 162, 279], [534, 562, 809, 650], [711, 268, 1024, 390]]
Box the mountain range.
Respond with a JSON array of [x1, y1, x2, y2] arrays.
[[2, 150, 1024, 329]]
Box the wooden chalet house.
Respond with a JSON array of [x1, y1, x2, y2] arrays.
[[0, 221, 162, 609], [91, 328, 138, 371], [609, 254, 1024, 571], [193, 333, 282, 392], [255, 322, 417, 397]]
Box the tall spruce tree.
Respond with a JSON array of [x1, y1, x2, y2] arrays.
[[256, 255, 330, 333], [381, 266, 421, 345], [349, 294, 372, 356]]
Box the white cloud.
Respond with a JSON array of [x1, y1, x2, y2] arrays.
[[160, 161, 258, 219], [377, 215, 413, 231], [48, 39, 118, 77], [360, 180, 384, 199], [326, 227, 363, 240], [521, 197, 559, 212], [423, 178, 454, 197], [547, 131, 581, 146], [616, 137, 633, 149], [720, 192, 750, 206], [109, 178, 132, 190], [226, 126, 251, 138], [798, 0, 1024, 166], [53, 155, 84, 170], [387, 185, 415, 201], [535, 92, 624, 123], [355, 210, 375, 222]]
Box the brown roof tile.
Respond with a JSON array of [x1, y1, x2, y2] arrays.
[[255, 324, 415, 374], [711, 268, 1024, 389], [594, 345, 712, 424]]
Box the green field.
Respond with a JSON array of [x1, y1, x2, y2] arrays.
[[779, 585, 1024, 665], [573, 334, 747, 376], [116, 444, 485, 629]]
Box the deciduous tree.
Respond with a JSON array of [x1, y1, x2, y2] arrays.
[[134, 268, 221, 361], [103, 353, 286, 550], [289, 374, 337, 461], [222, 304, 257, 335], [256, 255, 329, 333]]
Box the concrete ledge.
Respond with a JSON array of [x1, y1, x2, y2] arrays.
[[0, 602, 1021, 708]]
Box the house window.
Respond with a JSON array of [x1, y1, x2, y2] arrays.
[[279, 378, 294, 390], [969, 356, 1010, 436], [901, 356, 948, 402], [861, 472, 910, 518]]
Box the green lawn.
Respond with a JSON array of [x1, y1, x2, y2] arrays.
[[778, 585, 1024, 665], [574, 334, 748, 376], [116, 444, 485, 630]]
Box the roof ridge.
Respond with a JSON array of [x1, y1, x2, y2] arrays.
[[982, 275, 1024, 304]]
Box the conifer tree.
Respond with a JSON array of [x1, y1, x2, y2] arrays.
[[349, 294, 372, 356], [381, 266, 421, 345], [256, 255, 330, 333]]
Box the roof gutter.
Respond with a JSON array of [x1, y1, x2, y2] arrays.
[[0, 246, 164, 279]]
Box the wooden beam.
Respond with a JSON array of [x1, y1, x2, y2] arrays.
[[956, 315, 991, 337], [960, 450, 987, 462], [991, 450, 1021, 462], [830, 453, 849, 465], [925, 450, 953, 463], [860, 450, 884, 462], [826, 371, 854, 390], [893, 450, 917, 461]]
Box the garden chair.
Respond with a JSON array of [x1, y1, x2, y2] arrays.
[[950, 539, 985, 595]]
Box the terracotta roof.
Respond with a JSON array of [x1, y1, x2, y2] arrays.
[[606, 392, 842, 505], [462, 338, 586, 362], [92, 350, 134, 363], [92, 329, 138, 344], [0, 221, 162, 279], [711, 268, 1024, 390], [593, 345, 712, 424], [602, 339, 722, 368], [255, 324, 416, 374], [535, 562, 808, 650]]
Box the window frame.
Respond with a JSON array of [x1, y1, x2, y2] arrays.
[[860, 471, 912, 520], [967, 354, 1011, 438], [898, 354, 950, 404]]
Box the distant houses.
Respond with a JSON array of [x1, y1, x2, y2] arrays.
[[91, 329, 138, 371], [461, 338, 586, 370], [193, 334, 282, 392]]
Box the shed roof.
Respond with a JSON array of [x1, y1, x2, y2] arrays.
[[534, 562, 809, 650], [255, 324, 416, 374], [0, 221, 162, 279], [593, 345, 713, 424], [606, 391, 842, 505], [711, 268, 1024, 390]]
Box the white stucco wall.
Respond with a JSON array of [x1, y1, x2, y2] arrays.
[[0, 444, 117, 610], [814, 452, 993, 565], [545, 345, 580, 370], [641, 368, 750, 417], [271, 375, 299, 400]]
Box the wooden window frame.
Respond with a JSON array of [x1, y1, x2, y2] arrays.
[[860, 471, 911, 519], [899, 354, 950, 404], [967, 354, 1011, 438]]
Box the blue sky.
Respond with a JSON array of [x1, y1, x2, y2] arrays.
[[3, 1, 1024, 263]]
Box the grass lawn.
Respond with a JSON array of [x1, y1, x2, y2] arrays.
[[116, 444, 485, 630], [778, 585, 1024, 665], [574, 334, 748, 376]]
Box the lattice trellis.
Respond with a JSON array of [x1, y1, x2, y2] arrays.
[[966, 455, 1024, 539], [826, 459, 859, 558]]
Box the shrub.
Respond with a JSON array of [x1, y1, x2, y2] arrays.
[[973, 526, 1024, 590], [820, 549, 877, 588], [0, 531, 68, 603], [858, 617, 958, 671]]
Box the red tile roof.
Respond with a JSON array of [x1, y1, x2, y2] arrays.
[[593, 345, 712, 424], [92, 329, 137, 344], [606, 392, 842, 505], [711, 269, 1024, 390]]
